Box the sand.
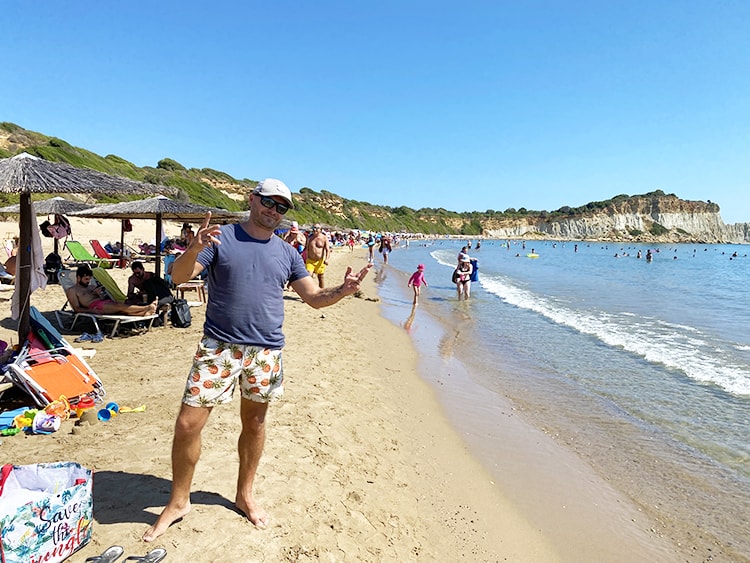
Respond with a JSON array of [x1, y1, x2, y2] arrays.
[[0, 216, 689, 562]]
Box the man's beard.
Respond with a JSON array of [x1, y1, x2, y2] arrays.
[[252, 209, 282, 230]]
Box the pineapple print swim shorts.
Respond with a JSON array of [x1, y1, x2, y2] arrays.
[[182, 336, 284, 406]]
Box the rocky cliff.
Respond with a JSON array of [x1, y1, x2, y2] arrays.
[[483, 195, 750, 244]]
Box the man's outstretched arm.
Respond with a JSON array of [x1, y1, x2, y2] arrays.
[[293, 264, 372, 309]]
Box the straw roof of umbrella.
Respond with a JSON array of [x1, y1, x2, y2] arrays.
[[0, 152, 176, 341], [72, 195, 244, 277], [0, 152, 176, 196], [71, 195, 241, 221], [0, 196, 96, 215]]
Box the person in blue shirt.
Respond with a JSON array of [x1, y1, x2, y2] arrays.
[[143, 179, 371, 542]]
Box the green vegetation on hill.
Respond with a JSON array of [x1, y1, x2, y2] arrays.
[[0, 122, 242, 210], [0, 122, 720, 236]]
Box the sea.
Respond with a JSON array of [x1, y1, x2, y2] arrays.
[[373, 239, 749, 561]]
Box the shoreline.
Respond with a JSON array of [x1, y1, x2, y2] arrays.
[[374, 243, 749, 563], [374, 258, 691, 563]]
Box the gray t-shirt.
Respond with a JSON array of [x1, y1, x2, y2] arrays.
[[197, 223, 309, 347]]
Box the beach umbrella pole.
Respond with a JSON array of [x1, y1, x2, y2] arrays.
[[155, 214, 163, 278], [17, 193, 32, 341], [120, 220, 126, 268]]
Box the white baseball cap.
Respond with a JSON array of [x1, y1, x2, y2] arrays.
[[252, 178, 293, 208]]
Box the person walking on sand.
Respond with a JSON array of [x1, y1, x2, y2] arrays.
[[304, 224, 330, 288], [366, 232, 376, 263], [407, 263, 428, 304], [142, 179, 371, 543]]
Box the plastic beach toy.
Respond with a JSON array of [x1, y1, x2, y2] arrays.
[[105, 402, 120, 414], [77, 396, 95, 410], [74, 395, 96, 418], [44, 396, 71, 421], [13, 409, 38, 429], [120, 405, 147, 413], [32, 411, 61, 434]]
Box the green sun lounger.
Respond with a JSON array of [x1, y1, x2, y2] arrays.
[[54, 269, 158, 338], [65, 240, 117, 269], [91, 267, 127, 303]]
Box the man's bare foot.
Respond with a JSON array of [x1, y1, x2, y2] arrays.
[[235, 496, 269, 529], [145, 300, 158, 315], [142, 502, 191, 542]]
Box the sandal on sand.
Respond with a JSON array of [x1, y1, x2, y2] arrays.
[[85, 545, 124, 562], [124, 548, 167, 563], [75, 332, 93, 343]]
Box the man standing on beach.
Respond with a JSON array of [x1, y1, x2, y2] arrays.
[[143, 179, 371, 542], [304, 223, 330, 288]]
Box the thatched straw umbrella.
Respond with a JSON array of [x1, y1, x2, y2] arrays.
[[0, 196, 95, 216], [0, 197, 98, 255], [72, 196, 243, 278], [0, 152, 175, 341]]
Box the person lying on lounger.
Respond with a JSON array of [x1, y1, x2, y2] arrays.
[[67, 264, 158, 316]]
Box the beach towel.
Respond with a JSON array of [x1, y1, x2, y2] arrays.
[[11, 206, 47, 321]]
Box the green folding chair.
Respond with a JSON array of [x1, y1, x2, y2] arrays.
[[65, 240, 117, 269], [91, 267, 127, 303]]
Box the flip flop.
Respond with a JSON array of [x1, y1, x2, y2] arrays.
[[124, 548, 167, 563], [85, 545, 124, 562]]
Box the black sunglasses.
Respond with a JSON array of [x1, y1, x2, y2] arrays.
[[258, 195, 290, 215]]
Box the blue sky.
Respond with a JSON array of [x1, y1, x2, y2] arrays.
[[3, 1, 749, 223]]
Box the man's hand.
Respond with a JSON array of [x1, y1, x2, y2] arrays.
[[193, 212, 222, 250], [341, 264, 372, 294]]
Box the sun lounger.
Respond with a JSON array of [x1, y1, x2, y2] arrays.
[[90, 239, 127, 268], [91, 267, 128, 303], [0, 262, 13, 284], [125, 242, 156, 262], [4, 307, 106, 408], [54, 269, 159, 338], [65, 240, 118, 269]]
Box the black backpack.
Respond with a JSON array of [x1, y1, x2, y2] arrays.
[[143, 276, 174, 303], [44, 252, 63, 284], [170, 298, 192, 328]]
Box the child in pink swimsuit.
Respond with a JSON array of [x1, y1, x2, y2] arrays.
[[407, 264, 428, 304]]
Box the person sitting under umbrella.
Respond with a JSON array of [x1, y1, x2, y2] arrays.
[[67, 264, 158, 316]]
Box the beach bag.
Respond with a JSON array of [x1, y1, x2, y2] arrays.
[[170, 298, 192, 328], [0, 462, 93, 563], [470, 260, 479, 282], [39, 220, 54, 238], [48, 215, 72, 240]]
